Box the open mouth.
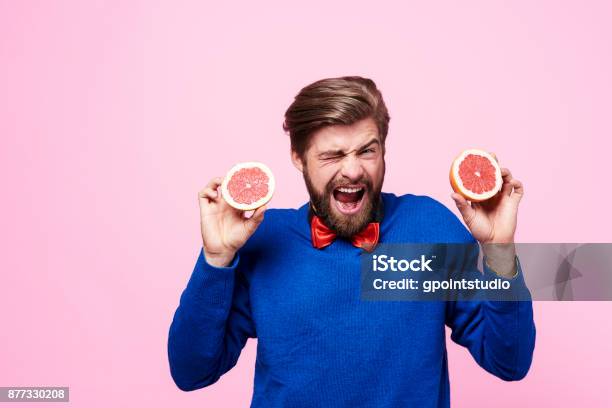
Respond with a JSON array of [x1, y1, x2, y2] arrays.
[[331, 185, 366, 215]]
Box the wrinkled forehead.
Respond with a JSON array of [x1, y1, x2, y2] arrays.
[[309, 118, 380, 155]]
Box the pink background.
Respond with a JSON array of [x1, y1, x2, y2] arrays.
[[1, 1, 611, 406]]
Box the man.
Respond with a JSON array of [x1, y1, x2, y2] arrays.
[[168, 76, 536, 407]]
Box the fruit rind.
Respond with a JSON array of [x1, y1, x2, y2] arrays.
[[449, 149, 502, 202], [221, 161, 275, 211]]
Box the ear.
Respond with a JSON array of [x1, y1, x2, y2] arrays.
[[291, 149, 304, 173]]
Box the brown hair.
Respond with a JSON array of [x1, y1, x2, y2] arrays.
[[282, 76, 391, 159]]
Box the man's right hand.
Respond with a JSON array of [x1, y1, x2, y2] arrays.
[[199, 177, 267, 267]]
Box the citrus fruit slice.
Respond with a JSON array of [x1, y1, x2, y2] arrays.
[[449, 149, 502, 202], [221, 162, 275, 210]]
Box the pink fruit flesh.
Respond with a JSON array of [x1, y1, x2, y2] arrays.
[[458, 154, 497, 194], [226, 167, 270, 205]]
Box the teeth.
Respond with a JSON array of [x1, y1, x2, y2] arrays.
[[337, 187, 363, 193]]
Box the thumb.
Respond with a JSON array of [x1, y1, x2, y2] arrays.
[[451, 193, 476, 224], [245, 205, 267, 232]]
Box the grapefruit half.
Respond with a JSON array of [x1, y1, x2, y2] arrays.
[[221, 161, 275, 211], [449, 149, 502, 202]]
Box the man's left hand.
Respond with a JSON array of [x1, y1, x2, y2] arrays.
[[450, 156, 524, 277]]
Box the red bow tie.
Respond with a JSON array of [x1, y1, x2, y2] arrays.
[[310, 215, 380, 252]]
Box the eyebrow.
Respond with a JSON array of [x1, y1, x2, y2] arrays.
[[317, 138, 380, 159]]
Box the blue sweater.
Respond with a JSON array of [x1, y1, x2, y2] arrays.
[[168, 192, 536, 407]]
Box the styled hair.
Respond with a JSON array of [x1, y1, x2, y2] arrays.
[[282, 76, 391, 159]]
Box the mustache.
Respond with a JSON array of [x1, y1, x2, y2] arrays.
[[325, 177, 373, 194]]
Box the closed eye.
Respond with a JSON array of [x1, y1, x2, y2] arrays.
[[321, 154, 344, 161]]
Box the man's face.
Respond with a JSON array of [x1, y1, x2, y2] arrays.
[[292, 117, 386, 238]]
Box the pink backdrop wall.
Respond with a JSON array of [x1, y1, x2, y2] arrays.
[[1, 1, 611, 406]]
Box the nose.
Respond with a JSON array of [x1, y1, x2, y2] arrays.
[[340, 154, 365, 182]]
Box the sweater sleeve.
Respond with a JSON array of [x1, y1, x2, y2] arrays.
[[445, 246, 536, 381], [167, 248, 256, 391]]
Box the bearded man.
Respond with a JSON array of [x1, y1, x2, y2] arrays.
[[168, 76, 536, 408]]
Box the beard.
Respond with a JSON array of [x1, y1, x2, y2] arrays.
[[303, 163, 384, 238]]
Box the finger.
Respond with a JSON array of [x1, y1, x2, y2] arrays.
[[206, 176, 224, 189], [510, 179, 524, 201], [489, 152, 499, 163], [500, 168, 514, 196], [199, 177, 223, 200], [252, 204, 267, 221], [451, 193, 476, 226], [245, 205, 267, 232], [200, 186, 219, 200]]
